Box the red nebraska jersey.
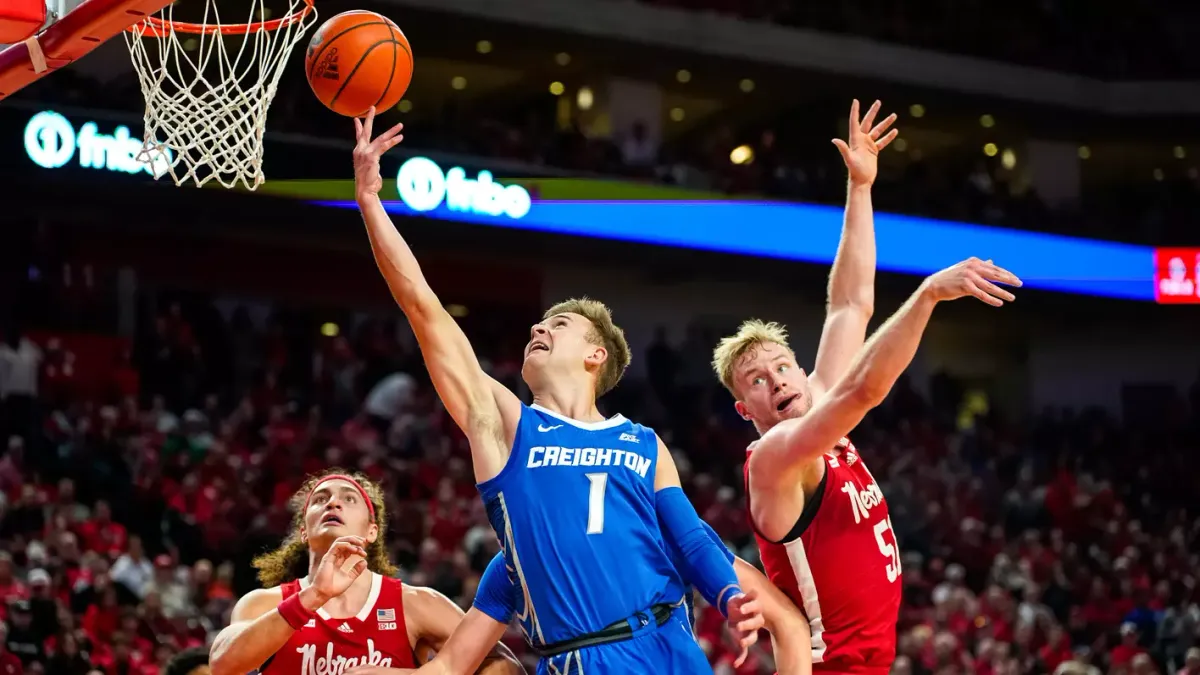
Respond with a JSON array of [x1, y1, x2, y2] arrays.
[[262, 573, 417, 675], [745, 438, 901, 674]]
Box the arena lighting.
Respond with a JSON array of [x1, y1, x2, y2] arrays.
[[309, 197, 1157, 301], [395, 156, 532, 219], [23, 110, 171, 177]]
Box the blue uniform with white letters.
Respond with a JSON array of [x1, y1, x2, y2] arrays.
[[477, 403, 711, 673]]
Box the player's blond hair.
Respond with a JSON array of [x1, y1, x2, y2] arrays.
[[543, 297, 630, 397], [712, 319, 794, 396]]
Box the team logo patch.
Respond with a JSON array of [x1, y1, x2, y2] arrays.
[[618, 433, 639, 443], [337, 622, 353, 633], [377, 608, 396, 622]]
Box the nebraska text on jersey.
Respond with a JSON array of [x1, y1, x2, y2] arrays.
[[297, 639, 392, 675]]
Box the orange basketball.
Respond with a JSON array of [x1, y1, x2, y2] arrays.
[[304, 10, 413, 117]]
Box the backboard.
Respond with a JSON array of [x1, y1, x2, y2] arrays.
[[0, 0, 174, 101]]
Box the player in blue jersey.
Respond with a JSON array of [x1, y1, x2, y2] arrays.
[[402, 523, 813, 675], [352, 108, 764, 673]]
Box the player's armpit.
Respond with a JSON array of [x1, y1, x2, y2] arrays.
[[403, 586, 524, 675], [732, 559, 811, 675]]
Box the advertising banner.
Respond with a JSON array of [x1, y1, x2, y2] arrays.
[[1154, 248, 1200, 304]]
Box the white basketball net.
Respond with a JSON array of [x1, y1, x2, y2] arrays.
[[124, 0, 317, 190]]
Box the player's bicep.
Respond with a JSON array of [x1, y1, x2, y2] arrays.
[[750, 382, 873, 484], [409, 308, 492, 422], [229, 588, 283, 624], [212, 588, 282, 651], [652, 435, 682, 492]]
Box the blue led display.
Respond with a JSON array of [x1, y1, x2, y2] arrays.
[[312, 198, 1155, 301]]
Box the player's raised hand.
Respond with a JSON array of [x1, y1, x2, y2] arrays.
[[831, 99, 899, 187], [310, 535, 369, 601], [725, 589, 764, 667], [922, 257, 1023, 307], [352, 106, 405, 198]]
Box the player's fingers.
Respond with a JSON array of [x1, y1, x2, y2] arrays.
[[966, 279, 1004, 307], [847, 99, 860, 133], [733, 646, 749, 668], [383, 135, 405, 152], [831, 138, 852, 162], [983, 263, 1023, 287], [736, 616, 764, 633], [363, 106, 376, 139], [340, 554, 364, 574], [376, 122, 404, 143], [860, 99, 881, 132], [353, 117, 363, 140], [976, 277, 1016, 303], [352, 559, 368, 576], [869, 113, 897, 140], [875, 129, 900, 151]]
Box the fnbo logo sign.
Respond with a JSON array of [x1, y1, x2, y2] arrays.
[[24, 111, 172, 177], [397, 156, 532, 219]]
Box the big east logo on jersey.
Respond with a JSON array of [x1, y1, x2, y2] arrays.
[[842, 479, 885, 525], [297, 640, 393, 675]]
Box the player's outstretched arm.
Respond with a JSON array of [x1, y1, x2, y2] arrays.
[[751, 258, 1021, 486], [732, 558, 812, 675], [810, 100, 899, 396], [653, 438, 763, 665], [353, 107, 518, 481]]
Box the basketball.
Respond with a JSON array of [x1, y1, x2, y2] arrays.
[[304, 10, 413, 117]]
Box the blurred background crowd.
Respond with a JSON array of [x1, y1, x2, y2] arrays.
[[2, 0, 1200, 673]]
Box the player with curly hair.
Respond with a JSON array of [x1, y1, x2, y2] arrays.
[[209, 470, 522, 675]]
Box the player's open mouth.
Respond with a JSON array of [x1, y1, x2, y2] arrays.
[[321, 514, 344, 526], [528, 343, 549, 356], [776, 395, 799, 412]]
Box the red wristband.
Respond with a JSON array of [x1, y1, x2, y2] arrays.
[[277, 593, 315, 630]]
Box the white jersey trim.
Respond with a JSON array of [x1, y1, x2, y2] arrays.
[[530, 403, 627, 431], [299, 571, 383, 621], [783, 538, 828, 663]]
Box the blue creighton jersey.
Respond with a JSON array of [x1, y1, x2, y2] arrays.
[[476, 403, 686, 647]]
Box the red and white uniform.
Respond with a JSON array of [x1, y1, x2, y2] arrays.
[[746, 438, 901, 674], [263, 573, 417, 675]]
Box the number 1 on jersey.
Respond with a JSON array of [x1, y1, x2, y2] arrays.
[[585, 473, 608, 534]]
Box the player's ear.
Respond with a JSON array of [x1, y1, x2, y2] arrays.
[[366, 523, 379, 545], [733, 399, 752, 421], [299, 527, 308, 544], [584, 344, 608, 369]]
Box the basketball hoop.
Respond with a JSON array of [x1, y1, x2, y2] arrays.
[[124, 0, 317, 190]]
